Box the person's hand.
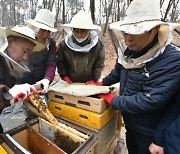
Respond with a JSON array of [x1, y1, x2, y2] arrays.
[[36, 78, 50, 93], [149, 143, 164, 154], [95, 81, 103, 86], [9, 84, 37, 103], [63, 76, 72, 83], [98, 93, 115, 104], [85, 80, 96, 85]]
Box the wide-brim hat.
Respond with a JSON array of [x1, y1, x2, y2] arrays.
[[6, 25, 45, 51], [109, 0, 166, 35], [62, 10, 101, 33], [26, 9, 57, 32]]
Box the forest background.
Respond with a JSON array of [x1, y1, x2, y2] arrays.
[[0, 0, 180, 76], [1, 0, 180, 29]]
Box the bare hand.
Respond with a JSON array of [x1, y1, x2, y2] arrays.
[[149, 143, 164, 154]]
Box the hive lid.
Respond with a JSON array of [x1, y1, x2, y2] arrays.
[[49, 80, 111, 97]]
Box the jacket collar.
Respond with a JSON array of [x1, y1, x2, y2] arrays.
[[117, 24, 173, 69]]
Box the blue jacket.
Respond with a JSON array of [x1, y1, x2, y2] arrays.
[[153, 89, 180, 154], [164, 115, 180, 154], [103, 44, 180, 137]]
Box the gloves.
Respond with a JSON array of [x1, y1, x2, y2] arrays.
[[95, 81, 103, 86], [63, 76, 72, 83], [9, 83, 37, 103], [85, 80, 95, 84], [98, 93, 115, 105], [85, 80, 103, 86], [36, 78, 50, 93]]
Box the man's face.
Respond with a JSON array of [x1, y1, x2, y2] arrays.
[[36, 29, 51, 43], [123, 28, 158, 52], [72, 28, 90, 39], [7, 37, 35, 63]]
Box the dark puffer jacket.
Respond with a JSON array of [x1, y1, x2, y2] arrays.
[[153, 89, 180, 154], [164, 115, 180, 154], [103, 44, 180, 137], [57, 39, 105, 82]]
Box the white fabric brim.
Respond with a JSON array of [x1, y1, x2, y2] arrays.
[[0, 28, 30, 74], [0, 49, 30, 73], [26, 19, 58, 32], [62, 24, 101, 33], [65, 31, 98, 53], [110, 20, 167, 35], [6, 30, 45, 51], [0, 27, 8, 53]]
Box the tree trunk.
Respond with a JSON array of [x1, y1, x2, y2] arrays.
[[163, 0, 173, 21], [99, 0, 102, 24], [12, 0, 16, 26], [1, 0, 6, 26], [90, 0, 95, 23], [62, 0, 65, 37], [160, 0, 165, 8], [55, 0, 62, 27], [117, 0, 120, 21], [170, 0, 180, 21], [43, 0, 47, 9], [102, 0, 114, 36]]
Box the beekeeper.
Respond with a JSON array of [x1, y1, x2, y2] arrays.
[[17, 9, 58, 93], [0, 26, 44, 117], [95, 0, 180, 153], [56, 10, 105, 84]]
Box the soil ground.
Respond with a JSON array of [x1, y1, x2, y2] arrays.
[[99, 30, 117, 77]]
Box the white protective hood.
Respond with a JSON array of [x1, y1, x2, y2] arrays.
[[65, 31, 99, 53], [0, 27, 30, 78]]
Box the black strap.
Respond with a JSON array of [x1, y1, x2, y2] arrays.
[[174, 29, 180, 36]]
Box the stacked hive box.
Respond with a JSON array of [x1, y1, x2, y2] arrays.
[[0, 118, 97, 154], [48, 90, 118, 154]]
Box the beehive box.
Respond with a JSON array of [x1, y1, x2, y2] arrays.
[[57, 114, 118, 154], [0, 118, 97, 154], [48, 101, 118, 129], [0, 145, 7, 154], [107, 136, 118, 154], [48, 91, 109, 113]]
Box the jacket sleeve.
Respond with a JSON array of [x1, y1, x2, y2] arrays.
[[102, 62, 121, 86], [56, 41, 68, 79], [152, 99, 180, 146], [112, 58, 180, 114], [0, 85, 12, 112], [91, 40, 105, 81], [44, 39, 57, 82]]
